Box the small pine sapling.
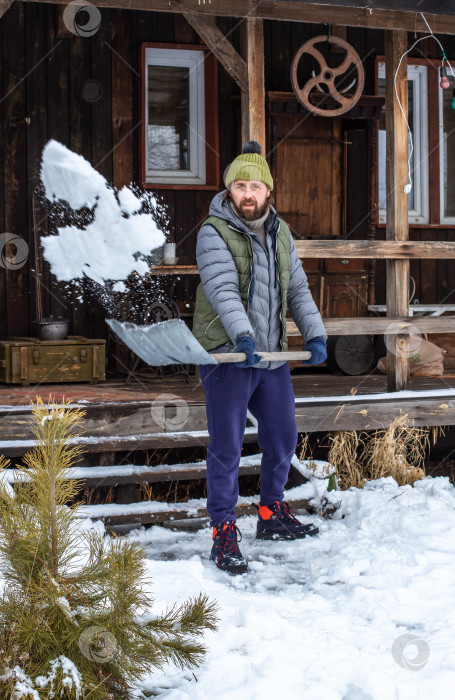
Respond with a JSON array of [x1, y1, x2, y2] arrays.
[[0, 399, 218, 699]]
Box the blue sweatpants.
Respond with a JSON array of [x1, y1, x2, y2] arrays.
[[199, 362, 298, 527]]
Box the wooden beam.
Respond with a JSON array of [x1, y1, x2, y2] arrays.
[[294, 396, 455, 433], [294, 0, 453, 12], [0, 0, 13, 18], [240, 18, 266, 147], [182, 13, 248, 92], [385, 31, 409, 392], [19, 0, 455, 35], [294, 240, 455, 259], [287, 317, 455, 336]]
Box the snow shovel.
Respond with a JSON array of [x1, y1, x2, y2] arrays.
[[106, 318, 311, 366]]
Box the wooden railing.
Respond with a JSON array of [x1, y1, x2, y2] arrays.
[[294, 240, 455, 259], [291, 240, 455, 337]]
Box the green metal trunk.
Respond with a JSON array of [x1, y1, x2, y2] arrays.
[[0, 337, 106, 386]]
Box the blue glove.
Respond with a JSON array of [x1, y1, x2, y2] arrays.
[[234, 335, 261, 368], [302, 337, 327, 366]]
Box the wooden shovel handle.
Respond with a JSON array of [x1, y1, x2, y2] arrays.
[[213, 351, 311, 363]]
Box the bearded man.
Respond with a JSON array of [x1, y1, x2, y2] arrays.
[[193, 141, 327, 574]]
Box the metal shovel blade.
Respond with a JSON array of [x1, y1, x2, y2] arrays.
[[107, 318, 218, 366]]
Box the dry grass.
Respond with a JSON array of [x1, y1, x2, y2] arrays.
[[361, 414, 428, 486], [327, 414, 434, 490], [298, 434, 323, 477], [298, 433, 310, 462], [328, 430, 365, 490]]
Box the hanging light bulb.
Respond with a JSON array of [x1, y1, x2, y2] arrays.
[[440, 66, 450, 89]]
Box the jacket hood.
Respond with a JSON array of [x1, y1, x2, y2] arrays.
[[208, 190, 277, 235]]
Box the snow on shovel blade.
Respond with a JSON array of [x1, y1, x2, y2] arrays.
[[106, 318, 218, 366]]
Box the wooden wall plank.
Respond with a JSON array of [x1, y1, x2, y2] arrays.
[[346, 129, 369, 239], [2, 1, 29, 337], [130, 10, 152, 181], [91, 9, 112, 339], [91, 8, 112, 181], [330, 118, 342, 236], [25, 2, 49, 332], [46, 7, 70, 323], [111, 8, 133, 189], [69, 32, 92, 337], [0, 11, 6, 338], [173, 12, 198, 43], [175, 190, 196, 265], [409, 229, 420, 306]]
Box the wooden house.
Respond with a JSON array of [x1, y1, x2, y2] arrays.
[[1, 0, 455, 523]]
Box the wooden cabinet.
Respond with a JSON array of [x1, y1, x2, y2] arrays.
[[304, 263, 368, 319], [323, 274, 368, 318]]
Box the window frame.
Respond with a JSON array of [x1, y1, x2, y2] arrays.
[[438, 74, 455, 225], [140, 42, 219, 190], [377, 60, 430, 226]]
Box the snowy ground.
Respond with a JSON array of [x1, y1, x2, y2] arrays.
[[121, 476, 455, 700]]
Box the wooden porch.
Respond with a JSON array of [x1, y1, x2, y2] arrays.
[[2, 372, 455, 459], [1, 371, 455, 526]]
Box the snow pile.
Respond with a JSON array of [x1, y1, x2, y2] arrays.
[[1, 657, 82, 700], [40, 140, 166, 285], [123, 475, 455, 699]]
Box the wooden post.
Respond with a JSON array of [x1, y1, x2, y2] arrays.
[[385, 30, 410, 392], [240, 18, 266, 149]]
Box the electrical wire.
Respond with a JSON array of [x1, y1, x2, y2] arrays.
[[392, 12, 455, 194]]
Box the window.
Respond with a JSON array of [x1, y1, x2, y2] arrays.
[[377, 62, 429, 225], [439, 76, 455, 223], [141, 44, 219, 189], [377, 56, 455, 228]]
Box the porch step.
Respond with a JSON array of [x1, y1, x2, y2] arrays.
[[77, 494, 316, 527], [2, 457, 338, 527], [0, 401, 258, 457], [2, 453, 265, 488]]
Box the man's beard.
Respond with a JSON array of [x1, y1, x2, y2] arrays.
[[231, 197, 269, 222]]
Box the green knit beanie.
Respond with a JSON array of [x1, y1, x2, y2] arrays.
[[224, 141, 273, 191]]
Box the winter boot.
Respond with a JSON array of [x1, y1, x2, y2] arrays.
[[210, 521, 248, 574], [256, 501, 319, 540]]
